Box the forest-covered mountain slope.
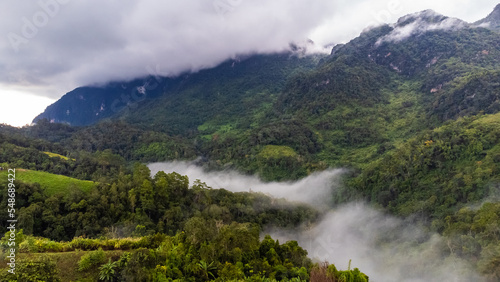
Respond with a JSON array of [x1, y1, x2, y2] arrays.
[[34, 7, 500, 176], [34, 52, 325, 130]]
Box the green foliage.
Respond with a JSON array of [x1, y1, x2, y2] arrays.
[[99, 258, 119, 281], [0, 167, 318, 245], [309, 262, 369, 282], [339, 113, 500, 277], [478, 244, 500, 281], [0, 255, 61, 282], [443, 202, 500, 277], [121, 54, 322, 135], [258, 145, 298, 159], [2, 222, 316, 281], [255, 145, 307, 181], [44, 151, 74, 161], [431, 70, 500, 121], [198, 260, 217, 280], [118, 222, 313, 281], [276, 54, 390, 115], [218, 262, 246, 280], [78, 248, 106, 271]]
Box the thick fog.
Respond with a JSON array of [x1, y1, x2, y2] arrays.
[[149, 161, 482, 281], [269, 204, 482, 282]]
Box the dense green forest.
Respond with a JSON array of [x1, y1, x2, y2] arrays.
[[1, 6, 500, 281], [0, 136, 368, 280]]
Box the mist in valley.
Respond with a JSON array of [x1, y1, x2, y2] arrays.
[[148, 161, 344, 207], [148, 161, 482, 282]]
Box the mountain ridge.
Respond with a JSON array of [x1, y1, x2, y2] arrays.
[[475, 3, 500, 30], [31, 5, 500, 178], [35, 5, 500, 128], [34, 52, 325, 128]]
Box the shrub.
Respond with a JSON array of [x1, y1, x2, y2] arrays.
[[117, 252, 132, 268], [134, 233, 167, 249], [120, 249, 155, 281], [62, 241, 75, 252], [78, 247, 107, 271], [19, 236, 38, 253], [114, 238, 135, 250], [0, 255, 61, 281], [100, 238, 118, 250], [39, 238, 63, 252], [99, 258, 118, 281], [70, 237, 100, 250]]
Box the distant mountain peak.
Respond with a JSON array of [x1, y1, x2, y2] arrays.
[[375, 10, 467, 46], [475, 3, 500, 30], [492, 3, 500, 15], [396, 9, 447, 26]]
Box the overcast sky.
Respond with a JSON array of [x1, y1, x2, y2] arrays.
[[0, 0, 498, 126]]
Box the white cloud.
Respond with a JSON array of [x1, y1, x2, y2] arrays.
[[270, 204, 483, 282], [0, 87, 55, 127], [148, 161, 344, 208], [477, 21, 492, 28], [375, 10, 468, 46], [0, 0, 338, 99], [0, 0, 498, 126], [307, 0, 497, 46]]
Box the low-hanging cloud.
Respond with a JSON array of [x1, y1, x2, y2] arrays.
[[269, 203, 483, 282], [0, 0, 337, 98], [148, 161, 344, 207], [149, 161, 483, 281], [375, 10, 468, 46]]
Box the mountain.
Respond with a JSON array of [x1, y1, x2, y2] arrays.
[[29, 4, 500, 216], [33, 6, 500, 179], [475, 3, 500, 30], [34, 52, 325, 129], [29, 5, 500, 205], [33, 77, 173, 126], [36, 7, 500, 130]]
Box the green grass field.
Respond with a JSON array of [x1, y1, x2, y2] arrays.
[[0, 169, 95, 195]]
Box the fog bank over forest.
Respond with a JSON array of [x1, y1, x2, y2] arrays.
[[148, 161, 344, 207], [149, 161, 482, 281], [270, 204, 481, 282]]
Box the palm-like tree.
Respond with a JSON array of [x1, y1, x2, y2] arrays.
[[198, 260, 216, 280], [99, 258, 118, 281]]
